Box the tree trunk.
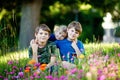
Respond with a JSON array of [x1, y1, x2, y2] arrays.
[[19, 0, 42, 49]]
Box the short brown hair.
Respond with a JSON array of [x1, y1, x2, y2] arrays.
[[35, 24, 51, 35], [68, 21, 82, 34]]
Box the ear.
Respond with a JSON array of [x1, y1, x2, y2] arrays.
[[67, 28, 69, 33], [48, 34, 50, 39]]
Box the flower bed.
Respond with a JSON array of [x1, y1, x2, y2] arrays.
[[0, 43, 120, 80]]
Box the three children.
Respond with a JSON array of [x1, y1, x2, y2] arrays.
[[28, 21, 85, 73]]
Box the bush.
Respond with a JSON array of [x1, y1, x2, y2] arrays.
[[114, 26, 120, 37]]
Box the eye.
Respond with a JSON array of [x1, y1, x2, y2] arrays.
[[39, 32, 43, 35], [45, 33, 48, 35], [59, 32, 62, 34], [71, 30, 74, 32], [75, 31, 79, 34]]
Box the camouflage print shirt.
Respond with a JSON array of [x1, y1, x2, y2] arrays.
[[28, 41, 58, 64]]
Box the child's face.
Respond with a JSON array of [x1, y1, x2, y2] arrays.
[[35, 29, 49, 43], [67, 27, 79, 41], [55, 30, 66, 40]]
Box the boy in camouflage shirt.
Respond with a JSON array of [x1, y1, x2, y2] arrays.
[[28, 24, 58, 73]]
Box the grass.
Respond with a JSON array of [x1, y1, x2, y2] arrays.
[[0, 42, 120, 80]]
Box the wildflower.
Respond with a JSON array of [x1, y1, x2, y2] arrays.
[[24, 69, 30, 73], [69, 68, 78, 74], [99, 75, 106, 80], [7, 60, 13, 65], [39, 64, 47, 71], [117, 53, 120, 57], [24, 66, 31, 73], [45, 75, 53, 79], [12, 66, 17, 69], [0, 75, 3, 78], [18, 72, 24, 78], [59, 75, 67, 80], [30, 76, 34, 80], [28, 59, 36, 65], [78, 54, 84, 59], [104, 55, 109, 61], [34, 63, 40, 67], [4, 78, 8, 80], [33, 66, 37, 70], [9, 71, 15, 75]]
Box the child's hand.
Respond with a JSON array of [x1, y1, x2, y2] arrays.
[[71, 41, 77, 49], [30, 39, 38, 63], [30, 39, 38, 53]]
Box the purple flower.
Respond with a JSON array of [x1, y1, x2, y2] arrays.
[[35, 75, 41, 78], [45, 75, 53, 80], [59, 75, 67, 80], [4, 78, 8, 80], [12, 66, 17, 69], [7, 60, 13, 65], [53, 77, 59, 80], [18, 72, 24, 78], [30, 76, 34, 79], [9, 71, 15, 74], [70, 68, 78, 74], [19, 68, 23, 71], [12, 76, 19, 79], [0, 75, 3, 78], [34, 63, 40, 67], [98, 69, 103, 75], [104, 55, 109, 60]]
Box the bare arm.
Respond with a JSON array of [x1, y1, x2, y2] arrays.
[[30, 39, 38, 63], [71, 41, 81, 58], [46, 55, 56, 69]]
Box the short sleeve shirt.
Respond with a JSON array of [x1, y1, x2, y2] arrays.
[[55, 39, 85, 63], [28, 41, 57, 64]]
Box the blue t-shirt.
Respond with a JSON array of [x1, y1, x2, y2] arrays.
[[55, 39, 85, 63], [48, 33, 56, 42]]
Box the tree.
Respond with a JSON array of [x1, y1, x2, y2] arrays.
[[19, 0, 42, 49], [0, 0, 120, 50]]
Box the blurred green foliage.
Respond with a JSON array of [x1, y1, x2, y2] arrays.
[[0, 0, 120, 53], [40, 2, 104, 42], [114, 26, 120, 37], [0, 10, 20, 54]]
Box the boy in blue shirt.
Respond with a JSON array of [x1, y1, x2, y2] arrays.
[[49, 25, 67, 41], [55, 21, 85, 63]]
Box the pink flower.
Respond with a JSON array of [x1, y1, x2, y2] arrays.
[[45, 75, 53, 79], [108, 72, 116, 77], [18, 72, 24, 78], [99, 75, 106, 80], [7, 60, 13, 65], [117, 53, 120, 57], [69, 68, 78, 74]]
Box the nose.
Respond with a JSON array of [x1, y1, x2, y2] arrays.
[[42, 34, 46, 37], [72, 32, 76, 35]]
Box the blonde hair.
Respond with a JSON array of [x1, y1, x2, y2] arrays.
[[54, 25, 67, 33]]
